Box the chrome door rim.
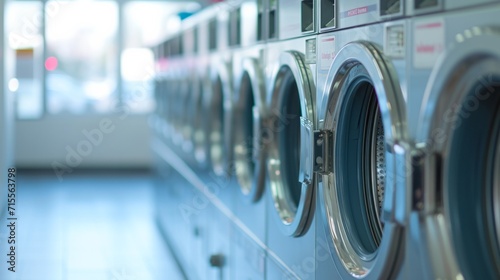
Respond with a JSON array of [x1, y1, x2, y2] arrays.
[[319, 41, 406, 279], [494, 131, 500, 250], [181, 75, 193, 152], [207, 60, 233, 177], [193, 71, 208, 165], [267, 50, 315, 237], [418, 27, 500, 279], [233, 57, 267, 202]]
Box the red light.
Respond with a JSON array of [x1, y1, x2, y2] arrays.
[[45, 56, 58, 71]]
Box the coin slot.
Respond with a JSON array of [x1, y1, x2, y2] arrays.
[[380, 0, 401, 16], [320, 0, 336, 29], [301, 0, 314, 32]]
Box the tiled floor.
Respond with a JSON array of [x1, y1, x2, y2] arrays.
[[0, 170, 185, 280]]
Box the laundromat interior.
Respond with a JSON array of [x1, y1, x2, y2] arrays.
[[1, 0, 500, 279]]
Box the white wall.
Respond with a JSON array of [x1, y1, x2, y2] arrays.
[[15, 114, 152, 170]]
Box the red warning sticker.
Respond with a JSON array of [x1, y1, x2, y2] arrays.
[[319, 36, 336, 71], [414, 19, 445, 69]]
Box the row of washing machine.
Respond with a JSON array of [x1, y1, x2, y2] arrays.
[[151, 0, 500, 279]]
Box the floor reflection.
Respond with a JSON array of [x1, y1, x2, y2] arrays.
[[0, 170, 184, 280]]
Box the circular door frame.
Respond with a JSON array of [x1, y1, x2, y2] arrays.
[[318, 41, 406, 279], [206, 58, 233, 177], [164, 69, 177, 140], [232, 57, 267, 202], [267, 50, 316, 237], [418, 27, 500, 280], [171, 62, 185, 146], [192, 66, 210, 166], [167, 63, 183, 146], [180, 67, 194, 152]]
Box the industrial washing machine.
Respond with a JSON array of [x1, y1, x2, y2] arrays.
[[201, 4, 237, 279], [263, 0, 318, 278], [179, 25, 197, 154], [315, 7, 410, 279], [204, 9, 233, 179], [230, 0, 268, 278], [189, 9, 211, 168], [408, 3, 500, 280]]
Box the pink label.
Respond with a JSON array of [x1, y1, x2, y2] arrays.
[[414, 19, 445, 69], [341, 4, 377, 18], [319, 36, 336, 71]]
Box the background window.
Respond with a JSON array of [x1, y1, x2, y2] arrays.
[[7, 0, 201, 118], [121, 2, 200, 114], [45, 0, 118, 114], [6, 1, 43, 119]]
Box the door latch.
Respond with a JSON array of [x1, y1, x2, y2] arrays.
[[313, 129, 333, 175]]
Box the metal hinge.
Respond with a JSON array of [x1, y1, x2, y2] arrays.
[[313, 129, 333, 175], [410, 144, 440, 215]]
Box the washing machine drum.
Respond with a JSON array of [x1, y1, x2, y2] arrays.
[[418, 29, 500, 279], [318, 41, 406, 279]]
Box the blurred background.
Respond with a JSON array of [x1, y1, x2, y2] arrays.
[[2, 0, 223, 169], [0, 1, 223, 279]]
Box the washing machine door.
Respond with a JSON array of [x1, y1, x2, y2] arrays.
[[233, 57, 267, 202], [267, 51, 316, 237], [206, 60, 233, 176], [317, 41, 407, 279], [417, 27, 500, 280]]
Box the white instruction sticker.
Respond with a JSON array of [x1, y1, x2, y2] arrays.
[[413, 19, 445, 69], [385, 24, 405, 59], [319, 35, 336, 71]]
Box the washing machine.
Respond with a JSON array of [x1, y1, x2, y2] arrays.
[[151, 43, 166, 139], [406, 4, 500, 280], [166, 36, 185, 146], [263, 1, 319, 278], [200, 4, 239, 279], [157, 40, 171, 142], [229, 1, 268, 279], [188, 11, 211, 169], [179, 26, 196, 155], [203, 7, 234, 179], [315, 12, 410, 278]]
